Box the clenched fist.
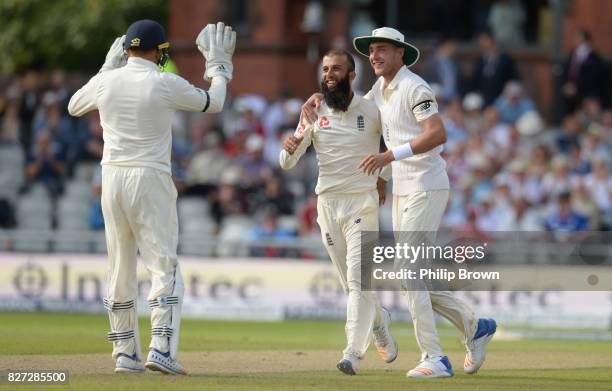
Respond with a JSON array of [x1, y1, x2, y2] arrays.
[[283, 135, 303, 155]]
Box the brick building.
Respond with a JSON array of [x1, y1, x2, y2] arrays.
[[168, 0, 612, 117]]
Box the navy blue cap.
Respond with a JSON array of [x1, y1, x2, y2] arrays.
[[124, 19, 169, 51]]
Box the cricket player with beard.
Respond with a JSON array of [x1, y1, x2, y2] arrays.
[[280, 49, 398, 375], [68, 20, 235, 375], [302, 28, 496, 378]]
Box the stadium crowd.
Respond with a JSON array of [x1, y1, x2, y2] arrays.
[[0, 29, 610, 255]]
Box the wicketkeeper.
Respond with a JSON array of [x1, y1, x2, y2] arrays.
[[68, 19, 235, 374]]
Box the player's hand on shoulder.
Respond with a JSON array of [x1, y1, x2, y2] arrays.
[[282, 135, 302, 155], [301, 93, 323, 124]]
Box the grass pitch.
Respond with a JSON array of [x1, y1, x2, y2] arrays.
[[1, 312, 611, 390]]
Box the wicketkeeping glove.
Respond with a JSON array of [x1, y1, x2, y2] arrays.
[[196, 22, 236, 82], [100, 35, 127, 73]]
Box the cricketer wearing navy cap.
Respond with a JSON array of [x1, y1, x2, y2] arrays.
[[68, 20, 236, 375], [123, 19, 170, 67]]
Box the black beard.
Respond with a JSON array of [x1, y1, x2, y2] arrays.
[[321, 74, 352, 111]]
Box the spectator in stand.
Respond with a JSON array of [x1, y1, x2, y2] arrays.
[[48, 70, 71, 113], [423, 37, 459, 102], [18, 71, 41, 153], [494, 81, 535, 124], [483, 106, 516, 163], [488, 0, 525, 46], [506, 197, 543, 231], [461, 92, 485, 134], [251, 175, 294, 215], [555, 114, 581, 155], [576, 97, 603, 129], [24, 129, 66, 198], [544, 192, 589, 232], [33, 92, 76, 168], [237, 134, 273, 190], [583, 156, 612, 228], [0, 198, 16, 229], [248, 205, 295, 257], [561, 29, 605, 115], [89, 166, 104, 230], [297, 194, 318, 236], [263, 98, 302, 167], [471, 29, 518, 106], [262, 88, 293, 142], [232, 95, 266, 135], [210, 167, 248, 225], [79, 111, 104, 161], [572, 177, 601, 230], [0, 99, 21, 144], [439, 98, 468, 151], [579, 124, 608, 170], [185, 132, 232, 196], [541, 155, 575, 201]]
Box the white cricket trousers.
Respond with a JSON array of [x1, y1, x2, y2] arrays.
[[317, 190, 385, 358], [393, 190, 477, 360], [101, 165, 182, 360]]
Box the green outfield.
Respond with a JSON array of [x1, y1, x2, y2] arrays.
[[1, 312, 611, 390]]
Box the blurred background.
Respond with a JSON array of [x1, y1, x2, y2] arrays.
[[0, 0, 610, 329]]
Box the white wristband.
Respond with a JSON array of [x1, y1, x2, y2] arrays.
[[391, 143, 414, 160]]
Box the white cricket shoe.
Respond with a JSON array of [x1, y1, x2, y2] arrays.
[[464, 318, 497, 374], [336, 353, 361, 375], [407, 356, 454, 378], [145, 348, 188, 375], [372, 307, 398, 363], [115, 353, 145, 373]]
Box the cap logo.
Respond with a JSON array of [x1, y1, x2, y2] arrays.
[[131, 38, 141, 47]]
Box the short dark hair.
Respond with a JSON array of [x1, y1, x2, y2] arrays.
[[577, 29, 591, 42], [323, 49, 355, 73]]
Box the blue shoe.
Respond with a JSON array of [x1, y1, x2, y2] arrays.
[[464, 318, 497, 374], [407, 355, 454, 378], [336, 354, 360, 375]]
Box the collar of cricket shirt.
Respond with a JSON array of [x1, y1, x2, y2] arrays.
[[387, 65, 409, 90], [381, 65, 408, 95], [127, 56, 159, 70]]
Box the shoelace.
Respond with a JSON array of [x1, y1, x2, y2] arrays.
[[372, 325, 389, 347]]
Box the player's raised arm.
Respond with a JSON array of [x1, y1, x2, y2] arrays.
[[68, 36, 127, 117], [169, 22, 236, 113]]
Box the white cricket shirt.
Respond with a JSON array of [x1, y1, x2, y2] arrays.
[[367, 65, 450, 194], [68, 57, 219, 174], [279, 94, 390, 195]]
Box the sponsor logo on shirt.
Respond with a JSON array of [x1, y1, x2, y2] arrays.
[[325, 232, 334, 246], [357, 115, 365, 131], [294, 121, 306, 138], [413, 100, 434, 117], [319, 116, 330, 129]]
